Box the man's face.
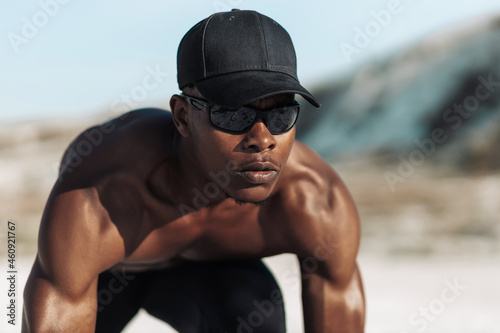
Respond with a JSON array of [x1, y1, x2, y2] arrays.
[[188, 93, 296, 205]]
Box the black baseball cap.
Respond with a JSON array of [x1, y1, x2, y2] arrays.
[[177, 9, 320, 108]]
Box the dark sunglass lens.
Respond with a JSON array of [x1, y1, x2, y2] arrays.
[[267, 106, 299, 134], [210, 108, 255, 132]]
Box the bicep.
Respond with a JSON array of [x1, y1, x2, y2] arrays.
[[37, 187, 118, 292], [23, 187, 123, 332], [296, 169, 361, 285]]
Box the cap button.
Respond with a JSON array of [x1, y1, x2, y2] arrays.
[[231, 8, 240, 11]]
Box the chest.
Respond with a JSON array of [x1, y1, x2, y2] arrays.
[[122, 202, 288, 265]]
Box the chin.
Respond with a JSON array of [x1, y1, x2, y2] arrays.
[[224, 186, 273, 206]]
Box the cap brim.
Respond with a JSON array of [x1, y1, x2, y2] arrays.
[[194, 71, 320, 108]]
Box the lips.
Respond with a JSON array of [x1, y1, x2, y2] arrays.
[[236, 161, 279, 184]]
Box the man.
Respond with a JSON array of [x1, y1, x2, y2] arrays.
[[22, 9, 365, 333]]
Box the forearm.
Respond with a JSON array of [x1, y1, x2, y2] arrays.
[[22, 273, 97, 333], [22, 301, 97, 333], [302, 266, 365, 333]]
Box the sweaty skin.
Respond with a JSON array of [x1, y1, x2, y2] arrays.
[[22, 93, 365, 332]]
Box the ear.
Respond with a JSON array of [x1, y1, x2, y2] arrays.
[[170, 94, 191, 137]]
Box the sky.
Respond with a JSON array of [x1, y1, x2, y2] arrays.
[[1, 0, 500, 122]]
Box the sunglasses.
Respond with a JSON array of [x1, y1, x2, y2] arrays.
[[181, 94, 300, 135]]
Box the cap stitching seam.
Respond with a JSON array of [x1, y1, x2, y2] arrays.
[[201, 15, 216, 79], [256, 13, 269, 68]]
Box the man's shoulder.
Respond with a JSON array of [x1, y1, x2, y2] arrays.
[[49, 109, 178, 259], [58, 108, 175, 185], [271, 141, 360, 258], [84, 107, 175, 153], [279, 141, 342, 199], [274, 142, 356, 225]]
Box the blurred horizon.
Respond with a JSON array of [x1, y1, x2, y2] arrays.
[[2, 0, 500, 122]]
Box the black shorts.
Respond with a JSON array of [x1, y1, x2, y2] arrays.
[[95, 259, 286, 333]]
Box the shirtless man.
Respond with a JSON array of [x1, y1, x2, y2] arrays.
[[22, 9, 365, 333]]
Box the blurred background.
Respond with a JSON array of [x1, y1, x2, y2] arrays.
[[1, 0, 499, 332]]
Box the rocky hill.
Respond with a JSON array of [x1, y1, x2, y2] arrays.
[[296, 14, 500, 173]]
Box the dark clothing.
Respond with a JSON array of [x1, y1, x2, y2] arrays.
[[95, 259, 286, 333]]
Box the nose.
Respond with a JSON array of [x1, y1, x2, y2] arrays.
[[241, 119, 276, 152]]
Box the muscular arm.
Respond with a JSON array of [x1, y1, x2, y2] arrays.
[[284, 143, 365, 332], [298, 177, 365, 332], [22, 110, 170, 332], [22, 187, 124, 333]]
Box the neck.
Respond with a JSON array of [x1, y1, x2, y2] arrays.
[[172, 138, 228, 209]]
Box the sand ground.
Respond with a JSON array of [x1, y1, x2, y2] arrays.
[[1, 251, 498, 333]]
